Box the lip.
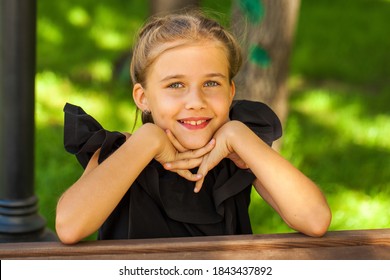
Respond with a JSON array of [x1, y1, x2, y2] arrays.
[[178, 117, 211, 130]]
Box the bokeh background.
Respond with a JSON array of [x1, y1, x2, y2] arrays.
[[35, 0, 390, 240]]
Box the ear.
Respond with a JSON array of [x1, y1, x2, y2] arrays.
[[132, 83, 149, 111], [230, 81, 236, 101]]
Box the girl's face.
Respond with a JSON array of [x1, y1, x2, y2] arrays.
[[133, 41, 235, 150]]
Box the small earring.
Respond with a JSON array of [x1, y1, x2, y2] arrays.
[[143, 109, 151, 115]]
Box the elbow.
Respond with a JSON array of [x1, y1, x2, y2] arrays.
[[287, 205, 332, 237], [56, 225, 82, 245], [304, 206, 332, 237], [57, 234, 80, 245], [55, 215, 83, 245], [306, 222, 330, 238]]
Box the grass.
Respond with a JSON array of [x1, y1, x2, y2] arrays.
[[34, 0, 390, 238]]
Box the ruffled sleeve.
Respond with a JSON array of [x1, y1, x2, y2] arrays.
[[63, 101, 283, 239], [63, 100, 281, 169], [63, 103, 126, 169], [229, 100, 282, 146]]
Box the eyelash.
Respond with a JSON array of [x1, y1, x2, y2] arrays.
[[167, 81, 220, 89], [167, 82, 183, 89], [204, 81, 220, 87]]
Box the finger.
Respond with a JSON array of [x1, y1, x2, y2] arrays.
[[193, 149, 223, 193], [165, 129, 187, 152], [194, 176, 205, 193], [193, 161, 211, 193], [175, 138, 216, 161], [164, 158, 203, 171], [176, 170, 203, 182]]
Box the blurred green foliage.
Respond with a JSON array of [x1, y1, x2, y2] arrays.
[[249, 0, 390, 234], [34, 0, 390, 240]]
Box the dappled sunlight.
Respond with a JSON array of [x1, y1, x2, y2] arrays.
[[329, 187, 390, 230], [291, 88, 390, 150], [35, 71, 137, 231], [88, 60, 113, 82], [281, 83, 390, 231], [36, 0, 147, 80], [35, 71, 137, 131], [91, 27, 129, 50], [38, 18, 63, 45], [35, 71, 73, 126], [32, 0, 389, 235], [67, 6, 91, 27]]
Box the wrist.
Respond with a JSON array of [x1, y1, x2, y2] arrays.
[[220, 120, 247, 152], [227, 120, 271, 167], [131, 123, 166, 157]]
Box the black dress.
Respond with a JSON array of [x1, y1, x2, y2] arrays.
[[63, 100, 282, 240]]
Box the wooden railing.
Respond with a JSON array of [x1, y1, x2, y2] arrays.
[[0, 229, 389, 260]]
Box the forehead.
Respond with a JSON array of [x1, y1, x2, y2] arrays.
[[148, 41, 230, 77]]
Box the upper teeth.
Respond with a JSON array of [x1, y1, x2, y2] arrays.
[[182, 120, 206, 125]]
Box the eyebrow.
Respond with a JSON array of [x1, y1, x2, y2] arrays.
[[205, 73, 228, 79], [159, 74, 185, 83], [159, 73, 227, 83]]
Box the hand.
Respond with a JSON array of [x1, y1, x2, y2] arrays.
[[193, 123, 234, 192], [152, 126, 215, 182], [196, 121, 254, 191], [164, 121, 247, 192], [165, 128, 248, 171]]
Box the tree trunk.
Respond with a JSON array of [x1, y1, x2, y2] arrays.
[[232, 0, 300, 128], [150, 0, 200, 15]]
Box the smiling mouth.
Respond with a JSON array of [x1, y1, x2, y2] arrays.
[[178, 118, 211, 130], [180, 119, 207, 125]]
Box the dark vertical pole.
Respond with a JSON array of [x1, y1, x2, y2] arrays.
[[0, 0, 56, 242]]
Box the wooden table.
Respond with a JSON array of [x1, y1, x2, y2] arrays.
[[0, 229, 389, 260]]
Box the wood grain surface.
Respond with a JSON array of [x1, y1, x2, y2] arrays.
[[0, 229, 389, 260]]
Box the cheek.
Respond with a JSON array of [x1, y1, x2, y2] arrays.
[[150, 109, 174, 130], [151, 97, 182, 122], [213, 98, 232, 119]]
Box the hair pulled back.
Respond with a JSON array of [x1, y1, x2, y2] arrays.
[[130, 11, 242, 88]]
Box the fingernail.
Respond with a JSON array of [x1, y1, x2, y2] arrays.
[[164, 163, 171, 169], [196, 174, 203, 179], [209, 138, 215, 145], [194, 187, 199, 193]]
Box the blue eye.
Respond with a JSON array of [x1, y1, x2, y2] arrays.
[[204, 81, 219, 87], [168, 82, 184, 89]]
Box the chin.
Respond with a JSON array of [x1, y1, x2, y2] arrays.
[[180, 138, 210, 150]]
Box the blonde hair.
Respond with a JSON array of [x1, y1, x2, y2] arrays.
[[130, 10, 242, 124]]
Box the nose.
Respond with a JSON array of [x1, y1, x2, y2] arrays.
[[184, 86, 207, 110]]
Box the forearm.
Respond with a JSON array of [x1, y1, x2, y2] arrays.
[[56, 123, 163, 244], [228, 121, 331, 236]]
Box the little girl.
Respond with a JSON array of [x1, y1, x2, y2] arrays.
[[57, 11, 331, 244]]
